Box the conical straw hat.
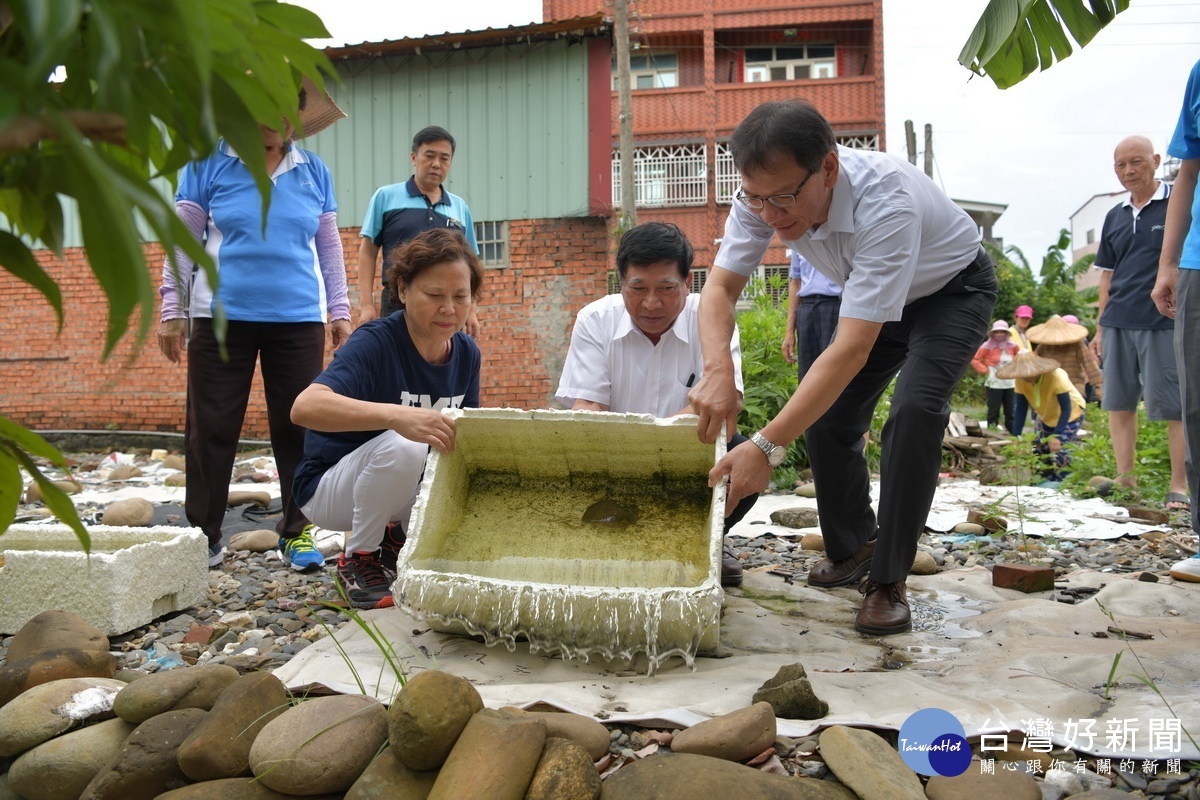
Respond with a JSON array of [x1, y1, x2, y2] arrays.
[[1026, 314, 1087, 345], [994, 351, 1060, 380], [297, 75, 346, 138]]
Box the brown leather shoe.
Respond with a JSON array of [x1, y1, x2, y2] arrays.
[[807, 538, 876, 588], [721, 546, 744, 587], [855, 579, 911, 635]]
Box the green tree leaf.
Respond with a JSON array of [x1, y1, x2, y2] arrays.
[[960, 0, 1130, 88], [0, 229, 62, 330], [11, 447, 89, 551]]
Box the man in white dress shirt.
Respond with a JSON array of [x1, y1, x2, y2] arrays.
[[557, 222, 755, 586], [691, 101, 997, 633]]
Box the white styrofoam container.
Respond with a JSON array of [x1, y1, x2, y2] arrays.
[[0, 525, 208, 635], [395, 408, 727, 672]]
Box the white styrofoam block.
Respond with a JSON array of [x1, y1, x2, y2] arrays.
[[395, 407, 728, 671], [0, 525, 208, 635]]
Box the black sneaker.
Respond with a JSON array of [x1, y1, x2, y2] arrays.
[[336, 551, 395, 609], [379, 522, 407, 572]]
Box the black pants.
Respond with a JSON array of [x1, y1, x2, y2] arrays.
[[986, 386, 1015, 432], [806, 251, 997, 583], [185, 319, 326, 548]]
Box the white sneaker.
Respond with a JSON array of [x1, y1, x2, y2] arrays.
[[1169, 554, 1200, 582]]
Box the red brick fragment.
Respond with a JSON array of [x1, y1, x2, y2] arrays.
[[181, 625, 215, 645], [992, 563, 1055, 593]]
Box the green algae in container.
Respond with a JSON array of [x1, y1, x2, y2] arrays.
[[394, 408, 727, 674]]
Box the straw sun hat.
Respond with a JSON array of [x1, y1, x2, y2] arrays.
[[296, 75, 346, 138], [1026, 314, 1088, 346], [995, 351, 1060, 381]]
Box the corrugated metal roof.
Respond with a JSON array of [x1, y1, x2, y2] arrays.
[[323, 14, 609, 61]]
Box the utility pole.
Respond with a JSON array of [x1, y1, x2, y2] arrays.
[[923, 123, 933, 178], [904, 119, 917, 166], [615, 0, 637, 230]]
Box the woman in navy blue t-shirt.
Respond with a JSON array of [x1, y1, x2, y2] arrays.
[[292, 229, 482, 609]]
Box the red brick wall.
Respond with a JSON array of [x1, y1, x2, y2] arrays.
[[0, 218, 610, 438]]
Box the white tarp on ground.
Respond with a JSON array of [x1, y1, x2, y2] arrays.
[[727, 480, 1175, 541], [272, 564, 1200, 760]]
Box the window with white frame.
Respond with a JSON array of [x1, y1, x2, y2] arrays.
[[613, 52, 679, 90], [473, 220, 509, 268], [836, 133, 880, 150], [714, 142, 738, 205], [736, 265, 791, 308], [743, 44, 836, 82], [612, 143, 707, 208]]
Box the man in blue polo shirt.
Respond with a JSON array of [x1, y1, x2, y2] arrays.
[[1154, 58, 1200, 582], [783, 250, 842, 381], [1091, 136, 1188, 509], [357, 125, 478, 324]]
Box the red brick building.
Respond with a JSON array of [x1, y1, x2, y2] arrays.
[[546, 0, 886, 283]]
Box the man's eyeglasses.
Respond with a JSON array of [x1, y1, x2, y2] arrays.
[[734, 170, 816, 210]]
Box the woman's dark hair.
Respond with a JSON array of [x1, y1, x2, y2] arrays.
[[730, 100, 835, 176], [386, 229, 483, 307], [616, 222, 693, 280]]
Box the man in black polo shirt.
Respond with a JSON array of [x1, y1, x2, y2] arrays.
[[357, 126, 479, 328], [1091, 135, 1189, 509]]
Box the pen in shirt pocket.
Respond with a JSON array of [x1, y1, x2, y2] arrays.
[[685, 373, 696, 388]]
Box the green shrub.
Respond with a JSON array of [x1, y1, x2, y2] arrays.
[[735, 276, 806, 470]]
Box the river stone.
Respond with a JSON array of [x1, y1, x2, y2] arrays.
[[389, 669, 484, 771], [105, 464, 144, 481], [344, 745, 439, 800], [799, 533, 825, 552], [818, 725, 924, 800], [526, 737, 601, 800], [250, 694, 388, 795], [909, 551, 939, 575], [500, 707, 610, 761], [0, 775, 17, 800], [427, 708, 546, 800], [670, 702, 776, 762], [752, 664, 828, 720], [925, 762, 1041, 800], [601, 752, 857, 799], [164, 473, 187, 487], [951, 522, 987, 536], [226, 491, 271, 508], [794, 483, 817, 498], [157, 778, 344, 799], [23, 480, 81, 504], [227, 529, 280, 552], [101, 497, 154, 527], [770, 508, 819, 529], [0, 649, 117, 708], [177, 671, 289, 781], [80, 707, 206, 800], [7, 717, 136, 800], [161, 454, 186, 471], [7, 611, 110, 662], [0, 677, 126, 757], [112, 663, 239, 723]]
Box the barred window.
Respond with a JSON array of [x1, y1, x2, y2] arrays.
[[474, 220, 508, 268], [612, 143, 707, 208]]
